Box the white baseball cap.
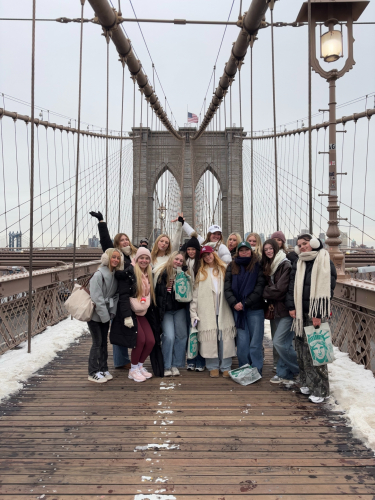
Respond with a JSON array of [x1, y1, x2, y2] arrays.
[[208, 224, 222, 233]]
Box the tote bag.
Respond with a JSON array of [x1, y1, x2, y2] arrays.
[[64, 274, 97, 322], [187, 326, 199, 359], [174, 268, 192, 303], [304, 322, 335, 366]]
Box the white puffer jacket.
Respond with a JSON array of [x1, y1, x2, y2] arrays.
[[182, 221, 232, 264]]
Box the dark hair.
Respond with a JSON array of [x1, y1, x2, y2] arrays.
[[262, 239, 281, 276], [231, 248, 258, 275], [297, 233, 312, 242], [184, 249, 201, 277]]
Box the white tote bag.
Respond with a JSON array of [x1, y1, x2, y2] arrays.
[[304, 322, 335, 366], [64, 283, 95, 322]]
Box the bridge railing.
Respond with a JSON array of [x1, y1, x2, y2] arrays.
[[0, 261, 100, 354]]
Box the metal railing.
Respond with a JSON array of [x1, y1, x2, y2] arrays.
[[0, 261, 100, 354]]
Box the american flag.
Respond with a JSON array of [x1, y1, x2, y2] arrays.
[[188, 112, 198, 123]]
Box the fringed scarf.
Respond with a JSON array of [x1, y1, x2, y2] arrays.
[[293, 248, 331, 337]]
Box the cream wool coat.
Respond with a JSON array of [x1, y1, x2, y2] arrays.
[[190, 269, 236, 359]]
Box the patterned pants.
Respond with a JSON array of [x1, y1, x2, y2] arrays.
[[295, 317, 329, 398]]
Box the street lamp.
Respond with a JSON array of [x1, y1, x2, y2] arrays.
[[158, 204, 167, 233], [296, 0, 369, 276]]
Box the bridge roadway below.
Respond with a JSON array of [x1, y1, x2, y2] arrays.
[[0, 334, 375, 499]]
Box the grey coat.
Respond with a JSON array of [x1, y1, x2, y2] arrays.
[[88, 266, 119, 323]]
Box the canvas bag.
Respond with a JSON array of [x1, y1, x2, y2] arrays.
[[187, 326, 199, 359], [174, 268, 192, 303], [304, 322, 335, 366], [130, 294, 150, 316], [64, 274, 99, 322]]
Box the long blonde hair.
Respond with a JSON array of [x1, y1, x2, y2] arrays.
[[227, 232, 242, 250], [151, 234, 172, 265], [157, 251, 189, 283], [246, 232, 262, 259], [113, 232, 137, 255], [196, 253, 226, 282], [106, 248, 122, 272], [202, 232, 223, 248], [133, 260, 156, 305]]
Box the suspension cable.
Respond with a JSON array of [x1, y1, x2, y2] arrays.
[[118, 61, 125, 233], [105, 29, 110, 220], [270, 1, 279, 230], [250, 41, 254, 232]]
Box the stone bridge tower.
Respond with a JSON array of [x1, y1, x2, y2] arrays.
[[131, 126, 244, 243]]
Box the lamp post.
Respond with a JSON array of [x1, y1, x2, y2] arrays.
[[158, 204, 167, 234], [296, 0, 369, 276]]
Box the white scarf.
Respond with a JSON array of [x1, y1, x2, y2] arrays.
[[293, 249, 331, 337], [270, 251, 287, 276]]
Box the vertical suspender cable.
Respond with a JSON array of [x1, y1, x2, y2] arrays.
[[308, 0, 313, 234], [229, 84, 233, 231], [27, 0, 36, 353], [72, 0, 85, 313], [105, 31, 110, 220], [118, 62, 125, 233], [250, 41, 254, 232], [138, 88, 143, 235], [270, 1, 279, 230]]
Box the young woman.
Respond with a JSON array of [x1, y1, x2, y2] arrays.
[[246, 233, 262, 260], [155, 251, 190, 376], [151, 221, 184, 278], [227, 233, 242, 258], [262, 239, 298, 383], [111, 247, 161, 382], [224, 241, 266, 375], [190, 246, 236, 378], [286, 234, 337, 403], [87, 248, 121, 383], [271, 230, 298, 264], [89, 210, 137, 370]]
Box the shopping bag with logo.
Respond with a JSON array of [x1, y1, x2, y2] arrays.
[[187, 326, 199, 359], [304, 322, 335, 366], [229, 364, 262, 386], [174, 268, 192, 302]]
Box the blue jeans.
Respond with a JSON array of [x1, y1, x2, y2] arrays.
[[205, 324, 232, 372], [185, 307, 205, 369], [112, 344, 130, 368], [162, 309, 188, 369], [271, 316, 299, 380], [235, 309, 264, 375]]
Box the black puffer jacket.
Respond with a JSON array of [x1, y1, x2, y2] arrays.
[[98, 221, 131, 268], [110, 267, 137, 348], [155, 270, 187, 322], [285, 251, 337, 318], [263, 259, 291, 318], [224, 261, 266, 311]]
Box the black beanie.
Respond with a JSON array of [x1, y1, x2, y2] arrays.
[[181, 232, 201, 254]]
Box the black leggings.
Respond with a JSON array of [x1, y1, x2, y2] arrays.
[[87, 319, 110, 376]]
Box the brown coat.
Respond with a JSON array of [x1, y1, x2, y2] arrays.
[[263, 260, 291, 318]]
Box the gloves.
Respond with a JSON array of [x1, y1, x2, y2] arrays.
[[124, 317, 134, 328], [182, 265, 188, 272], [110, 313, 115, 320], [89, 211, 104, 221], [178, 216, 184, 225], [191, 317, 199, 327]]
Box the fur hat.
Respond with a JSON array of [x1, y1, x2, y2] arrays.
[[271, 231, 286, 243], [100, 248, 122, 270]]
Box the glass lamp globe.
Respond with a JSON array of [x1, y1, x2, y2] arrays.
[[321, 30, 343, 62]]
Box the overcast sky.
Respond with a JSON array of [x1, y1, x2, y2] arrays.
[[0, 0, 374, 245]]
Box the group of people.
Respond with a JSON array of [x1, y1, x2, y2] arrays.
[[86, 210, 337, 404]]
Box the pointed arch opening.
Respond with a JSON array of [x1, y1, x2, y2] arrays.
[[152, 168, 181, 243], [194, 168, 222, 236]]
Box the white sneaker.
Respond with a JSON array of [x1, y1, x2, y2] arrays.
[[171, 367, 180, 376], [300, 386, 311, 395], [164, 369, 172, 377], [195, 366, 205, 372], [309, 395, 325, 404], [128, 368, 146, 382], [102, 371, 113, 380], [88, 372, 107, 383], [270, 375, 284, 384], [139, 366, 152, 379]]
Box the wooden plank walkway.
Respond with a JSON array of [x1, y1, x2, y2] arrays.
[[0, 332, 375, 499]]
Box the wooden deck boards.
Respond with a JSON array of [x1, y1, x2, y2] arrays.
[[0, 332, 374, 499]]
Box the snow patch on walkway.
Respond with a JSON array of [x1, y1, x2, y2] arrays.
[[264, 320, 271, 339], [134, 495, 175, 500], [328, 346, 375, 451], [0, 318, 87, 402]]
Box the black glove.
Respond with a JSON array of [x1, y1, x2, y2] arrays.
[[182, 265, 188, 272], [178, 216, 184, 225], [89, 211, 103, 221]]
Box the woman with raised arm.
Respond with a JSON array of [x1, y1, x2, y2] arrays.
[[176, 213, 231, 264], [89, 210, 137, 371], [190, 246, 236, 378], [155, 251, 191, 376], [246, 233, 263, 260], [87, 248, 121, 383], [224, 241, 266, 376], [227, 233, 242, 258], [111, 247, 163, 382], [262, 239, 298, 384], [285, 234, 337, 403]]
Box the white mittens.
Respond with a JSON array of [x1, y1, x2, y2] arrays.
[[124, 317, 134, 328]]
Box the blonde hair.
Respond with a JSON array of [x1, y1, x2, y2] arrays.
[[227, 232, 242, 249], [133, 260, 156, 305], [151, 234, 171, 265], [157, 251, 189, 283], [196, 253, 226, 282], [107, 249, 122, 272], [113, 232, 137, 255], [246, 232, 262, 259]]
